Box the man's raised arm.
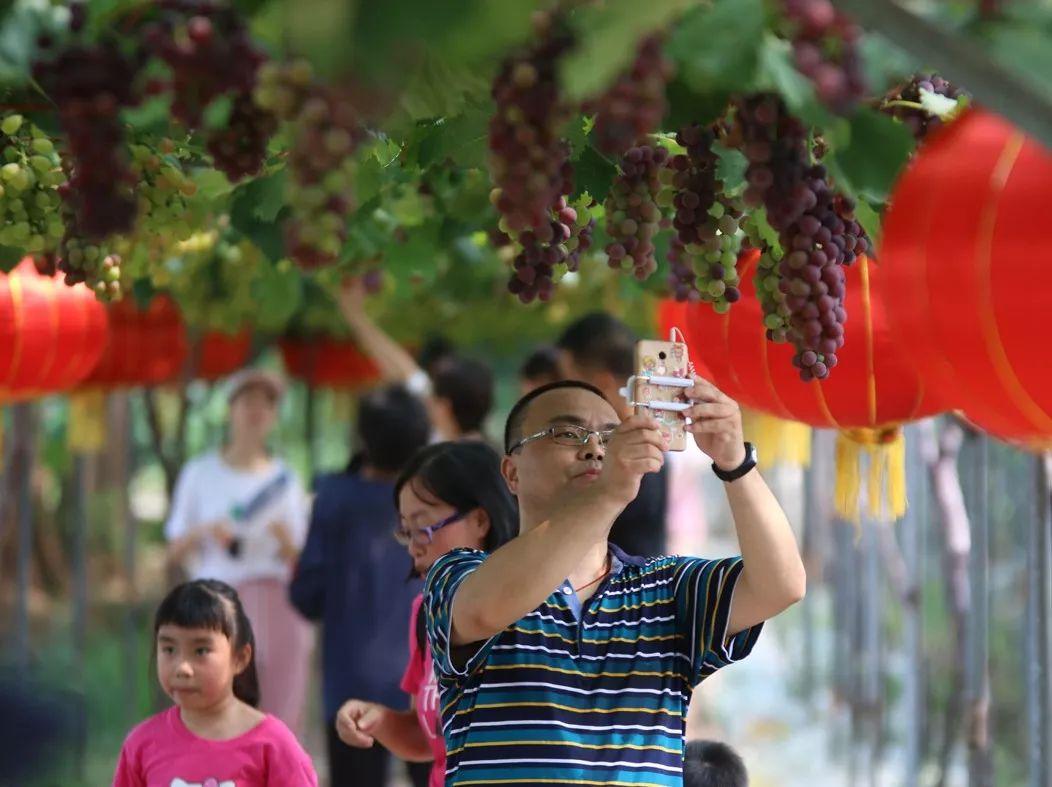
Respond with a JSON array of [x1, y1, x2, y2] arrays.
[[447, 415, 665, 645]]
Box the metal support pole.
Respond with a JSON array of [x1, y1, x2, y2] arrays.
[[902, 424, 926, 787], [12, 402, 34, 670], [965, 436, 993, 786], [1028, 454, 1052, 786]]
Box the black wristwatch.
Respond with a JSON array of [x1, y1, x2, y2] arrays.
[[711, 442, 757, 482]]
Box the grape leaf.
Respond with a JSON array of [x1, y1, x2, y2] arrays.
[[858, 32, 922, 95], [355, 155, 386, 206], [407, 101, 491, 170], [563, 114, 593, 159], [835, 109, 915, 204], [348, 0, 534, 85], [122, 96, 172, 133], [715, 145, 748, 196], [0, 244, 24, 272], [131, 277, 157, 310], [193, 168, 236, 201], [755, 34, 839, 134], [854, 199, 883, 252], [574, 145, 617, 204], [398, 50, 489, 121], [252, 262, 302, 332], [229, 184, 287, 262], [247, 171, 288, 223], [666, 0, 764, 91], [559, 0, 692, 101], [662, 77, 731, 132], [749, 208, 782, 253], [203, 95, 234, 131]]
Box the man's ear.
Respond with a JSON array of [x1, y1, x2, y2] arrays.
[[501, 454, 519, 496]]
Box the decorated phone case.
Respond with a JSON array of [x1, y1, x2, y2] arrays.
[[633, 338, 691, 451]]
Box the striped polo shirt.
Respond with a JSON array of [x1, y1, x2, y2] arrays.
[[423, 545, 763, 786]]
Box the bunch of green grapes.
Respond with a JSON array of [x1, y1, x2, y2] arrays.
[[255, 59, 361, 269], [755, 245, 791, 341], [672, 196, 745, 313], [129, 139, 199, 246], [0, 114, 66, 254], [59, 231, 123, 301], [163, 229, 264, 333]]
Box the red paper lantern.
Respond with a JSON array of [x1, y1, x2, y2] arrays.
[[0, 258, 109, 401], [85, 294, 188, 387], [688, 250, 942, 429], [193, 330, 252, 381], [279, 338, 379, 389], [687, 250, 947, 519], [880, 109, 1052, 448]]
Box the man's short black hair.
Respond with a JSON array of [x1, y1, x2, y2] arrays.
[[520, 345, 561, 382], [683, 740, 748, 787], [556, 311, 637, 379], [503, 380, 609, 454], [431, 356, 494, 435]]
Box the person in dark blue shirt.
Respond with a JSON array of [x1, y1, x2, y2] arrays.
[[289, 384, 431, 787]]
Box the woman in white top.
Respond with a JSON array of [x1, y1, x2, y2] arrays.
[[164, 368, 313, 735]]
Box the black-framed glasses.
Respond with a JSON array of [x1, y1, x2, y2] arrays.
[[507, 423, 616, 454], [394, 510, 470, 547]]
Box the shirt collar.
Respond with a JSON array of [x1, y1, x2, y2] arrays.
[[608, 542, 646, 571]]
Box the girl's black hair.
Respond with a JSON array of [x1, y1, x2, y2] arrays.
[[394, 440, 518, 555], [154, 579, 261, 708]]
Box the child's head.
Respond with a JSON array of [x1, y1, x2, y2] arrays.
[[394, 441, 518, 576], [683, 740, 748, 787], [153, 580, 260, 710]]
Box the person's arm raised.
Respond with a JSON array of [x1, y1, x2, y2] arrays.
[[683, 377, 807, 637], [337, 278, 425, 384], [447, 414, 666, 646]]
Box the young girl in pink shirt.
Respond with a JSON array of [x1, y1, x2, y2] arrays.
[[113, 579, 317, 787]]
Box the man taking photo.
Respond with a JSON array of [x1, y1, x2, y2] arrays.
[[377, 378, 804, 785]]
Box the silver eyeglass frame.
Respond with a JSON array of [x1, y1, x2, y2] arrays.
[[506, 424, 616, 455]]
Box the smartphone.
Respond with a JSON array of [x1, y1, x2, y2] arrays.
[[632, 338, 692, 451]]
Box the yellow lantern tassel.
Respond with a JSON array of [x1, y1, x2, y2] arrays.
[[834, 426, 907, 527], [834, 433, 863, 534], [68, 388, 107, 454], [742, 409, 812, 470]]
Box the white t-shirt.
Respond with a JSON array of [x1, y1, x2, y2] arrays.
[[164, 451, 309, 587]]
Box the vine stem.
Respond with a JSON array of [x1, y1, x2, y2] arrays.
[[882, 99, 927, 112]]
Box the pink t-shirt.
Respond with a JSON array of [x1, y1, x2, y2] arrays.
[[400, 594, 445, 787], [112, 705, 318, 787]]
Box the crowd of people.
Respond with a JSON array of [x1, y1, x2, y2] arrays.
[[111, 287, 806, 786]]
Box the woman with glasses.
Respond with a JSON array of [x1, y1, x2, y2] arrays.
[[335, 440, 517, 787], [289, 384, 432, 787]]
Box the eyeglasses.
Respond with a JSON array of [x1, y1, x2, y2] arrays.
[[507, 423, 616, 454], [394, 510, 470, 547]]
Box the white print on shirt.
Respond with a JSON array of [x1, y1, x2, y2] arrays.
[[421, 672, 441, 741], [171, 778, 235, 787]]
